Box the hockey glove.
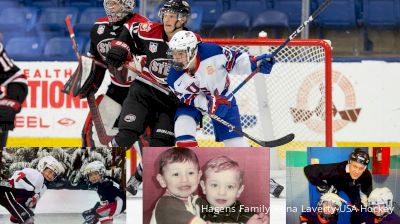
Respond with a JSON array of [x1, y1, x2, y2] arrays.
[[106, 40, 132, 68], [25, 193, 40, 208], [250, 54, 275, 74], [0, 97, 21, 131], [207, 95, 231, 117], [82, 207, 99, 224]]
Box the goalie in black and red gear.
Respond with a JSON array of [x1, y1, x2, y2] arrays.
[[0, 41, 28, 148], [81, 161, 126, 224], [63, 0, 148, 148]]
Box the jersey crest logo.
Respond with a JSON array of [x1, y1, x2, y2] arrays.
[[149, 42, 158, 53], [97, 25, 105, 35], [139, 23, 151, 32], [206, 65, 215, 75]]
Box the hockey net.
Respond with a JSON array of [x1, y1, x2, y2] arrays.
[[196, 38, 333, 157]]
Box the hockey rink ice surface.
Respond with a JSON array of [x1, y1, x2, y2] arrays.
[[0, 189, 126, 224], [127, 170, 286, 223]]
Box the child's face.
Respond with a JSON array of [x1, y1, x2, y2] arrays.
[[42, 168, 57, 181], [200, 169, 244, 208], [157, 161, 201, 198], [88, 171, 102, 184]]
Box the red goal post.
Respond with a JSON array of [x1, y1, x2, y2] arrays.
[[198, 38, 333, 150]]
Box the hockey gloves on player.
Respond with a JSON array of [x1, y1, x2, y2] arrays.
[[250, 54, 275, 75], [0, 97, 21, 131], [82, 207, 99, 224], [207, 95, 231, 117], [25, 193, 40, 208], [106, 40, 132, 68]]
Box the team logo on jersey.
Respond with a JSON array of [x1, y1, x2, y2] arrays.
[[124, 114, 136, 122], [206, 65, 215, 75], [149, 42, 158, 53], [139, 23, 151, 32], [97, 25, 105, 35]]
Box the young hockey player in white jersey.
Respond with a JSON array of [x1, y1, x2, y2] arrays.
[[167, 30, 275, 147], [0, 41, 28, 148], [0, 156, 64, 224], [81, 161, 126, 224]]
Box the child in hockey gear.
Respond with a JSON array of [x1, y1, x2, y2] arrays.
[[304, 148, 372, 223], [0, 156, 64, 224], [106, 0, 196, 148], [167, 30, 275, 147], [198, 156, 268, 224], [151, 147, 207, 224], [0, 41, 28, 148], [270, 178, 284, 198], [63, 0, 148, 147], [359, 187, 400, 224], [81, 161, 126, 224], [299, 193, 342, 224]]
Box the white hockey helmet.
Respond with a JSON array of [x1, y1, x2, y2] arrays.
[[168, 30, 198, 70], [37, 156, 65, 177], [317, 193, 342, 221], [83, 161, 106, 177], [368, 187, 393, 216], [104, 0, 135, 23]]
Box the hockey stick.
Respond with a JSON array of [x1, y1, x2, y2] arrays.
[[64, 16, 113, 145], [226, 0, 333, 99], [123, 64, 294, 147]]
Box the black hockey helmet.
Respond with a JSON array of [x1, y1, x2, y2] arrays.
[[349, 148, 370, 166], [159, 0, 191, 22]]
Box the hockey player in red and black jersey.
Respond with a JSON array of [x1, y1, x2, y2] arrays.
[[0, 41, 28, 148], [81, 161, 126, 224], [66, 0, 148, 148], [105, 0, 196, 196]]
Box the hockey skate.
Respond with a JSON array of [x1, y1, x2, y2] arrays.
[[270, 178, 284, 198], [126, 175, 141, 196]]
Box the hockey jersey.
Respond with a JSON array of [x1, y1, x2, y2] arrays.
[[95, 177, 126, 212], [299, 211, 338, 224], [88, 14, 148, 87], [8, 168, 46, 199], [359, 211, 400, 224], [167, 43, 252, 112], [0, 42, 27, 88]]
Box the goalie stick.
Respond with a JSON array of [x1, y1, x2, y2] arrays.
[[123, 64, 294, 147], [63, 16, 113, 145], [227, 0, 333, 99]]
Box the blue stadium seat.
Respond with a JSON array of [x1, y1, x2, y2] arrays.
[[316, 0, 357, 28], [24, 0, 60, 7], [0, 0, 21, 11], [44, 36, 86, 61], [210, 10, 251, 37], [250, 10, 290, 38], [186, 6, 203, 32], [0, 8, 39, 33], [363, 0, 400, 27], [5, 37, 44, 61], [64, 0, 98, 9], [273, 0, 305, 27], [76, 7, 106, 33], [191, 0, 224, 27], [231, 0, 269, 17], [37, 7, 79, 32]]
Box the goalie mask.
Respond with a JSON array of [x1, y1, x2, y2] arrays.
[[37, 156, 64, 181], [159, 0, 191, 24], [349, 148, 370, 166], [317, 193, 342, 221], [368, 187, 393, 217], [168, 30, 198, 70], [83, 161, 106, 178], [104, 0, 135, 23]]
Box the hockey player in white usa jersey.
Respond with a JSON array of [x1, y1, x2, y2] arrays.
[[0, 156, 64, 224], [167, 31, 275, 147]]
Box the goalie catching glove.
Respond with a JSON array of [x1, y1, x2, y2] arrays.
[[250, 54, 275, 74]]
